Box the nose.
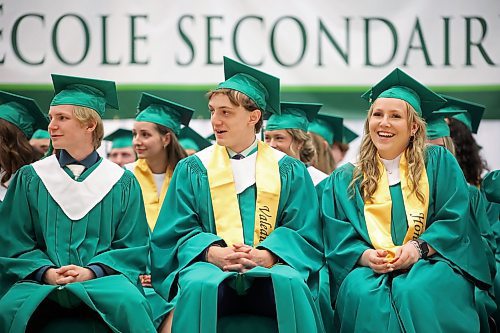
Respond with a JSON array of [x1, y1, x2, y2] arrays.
[[132, 135, 140, 146], [211, 112, 223, 126], [48, 118, 57, 131], [380, 114, 390, 127], [269, 138, 278, 148]]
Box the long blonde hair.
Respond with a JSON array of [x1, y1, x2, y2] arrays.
[[350, 101, 427, 203], [310, 132, 336, 174], [286, 128, 316, 164]]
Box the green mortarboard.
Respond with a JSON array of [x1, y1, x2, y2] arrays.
[[440, 94, 485, 134], [216, 56, 281, 114], [0, 90, 49, 139], [308, 113, 344, 145], [179, 126, 211, 152], [340, 125, 359, 144], [425, 108, 466, 140], [361, 68, 446, 118], [103, 128, 133, 149], [50, 74, 119, 117], [265, 102, 322, 132], [136, 93, 194, 136], [31, 129, 50, 139]]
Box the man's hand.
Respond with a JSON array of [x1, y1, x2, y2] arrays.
[[44, 265, 96, 285], [225, 243, 277, 272], [206, 245, 239, 270]]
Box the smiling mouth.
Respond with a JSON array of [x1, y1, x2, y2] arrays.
[[214, 130, 227, 135], [377, 131, 395, 138]]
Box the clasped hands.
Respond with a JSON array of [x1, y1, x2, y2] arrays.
[[207, 243, 277, 273], [43, 265, 96, 285], [359, 241, 421, 274]]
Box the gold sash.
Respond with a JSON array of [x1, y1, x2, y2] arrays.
[[364, 152, 429, 259], [133, 159, 172, 231], [206, 142, 281, 246]]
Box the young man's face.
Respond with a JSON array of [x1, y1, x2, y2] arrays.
[[48, 105, 92, 152], [108, 147, 136, 167], [208, 93, 261, 152]]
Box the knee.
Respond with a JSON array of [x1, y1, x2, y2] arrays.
[[340, 267, 379, 300]]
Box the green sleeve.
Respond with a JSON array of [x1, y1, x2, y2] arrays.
[[258, 157, 324, 281], [88, 170, 150, 285], [0, 167, 55, 296], [151, 157, 223, 301], [483, 170, 500, 203]]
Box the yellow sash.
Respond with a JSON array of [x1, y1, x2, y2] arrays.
[[206, 142, 281, 246], [364, 152, 429, 259], [133, 159, 172, 231]]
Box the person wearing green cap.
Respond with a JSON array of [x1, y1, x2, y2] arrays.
[[425, 108, 465, 155], [151, 57, 324, 333], [308, 113, 344, 174], [331, 124, 359, 165], [29, 129, 51, 158], [125, 92, 193, 329], [103, 128, 136, 167], [0, 75, 156, 332], [0, 91, 46, 203], [179, 126, 212, 155], [321, 68, 492, 332]]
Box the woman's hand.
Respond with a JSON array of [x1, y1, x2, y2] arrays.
[[44, 265, 96, 285], [358, 249, 394, 274], [390, 241, 421, 271]]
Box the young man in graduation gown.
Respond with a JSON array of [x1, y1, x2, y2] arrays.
[[0, 74, 156, 333], [103, 128, 136, 167], [151, 57, 324, 333]]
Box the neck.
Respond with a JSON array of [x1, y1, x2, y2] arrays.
[[66, 145, 94, 162], [228, 133, 255, 153], [146, 153, 169, 174]]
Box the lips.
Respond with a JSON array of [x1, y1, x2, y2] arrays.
[[377, 131, 395, 138]]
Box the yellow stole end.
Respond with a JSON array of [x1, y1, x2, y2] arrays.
[[133, 159, 172, 231], [364, 152, 429, 259], [206, 142, 281, 246]]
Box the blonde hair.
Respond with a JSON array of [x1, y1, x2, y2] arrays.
[[442, 136, 456, 156], [350, 101, 427, 203], [286, 128, 316, 164], [73, 106, 104, 150], [310, 132, 336, 174]]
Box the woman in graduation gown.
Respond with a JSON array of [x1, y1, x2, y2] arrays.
[[0, 75, 155, 332], [126, 93, 194, 329], [151, 57, 324, 333], [0, 91, 46, 204], [322, 68, 492, 332]]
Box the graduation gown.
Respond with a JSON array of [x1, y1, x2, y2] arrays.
[[0, 156, 156, 333], [321, 145, 492, 333], [151, 145, 324, 333]]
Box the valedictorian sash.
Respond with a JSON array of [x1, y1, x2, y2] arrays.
[[206, 141, 281, 246], [133, 159, 172, 231], [364, 151, 429, 259]]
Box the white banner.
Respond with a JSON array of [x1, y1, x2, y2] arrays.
[[1, 0, 499, 86]]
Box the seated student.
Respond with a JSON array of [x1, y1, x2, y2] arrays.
[[127, 93, 194, 329], [151, 57, 324, 333], [179, 126, 212, 155], [308, 113, 344, 174], [321, 68, 492, 332], [103, 128, 136, 167], [0, 91, 47, 204], [0, 74, 155, 332], [426, 106, 496, 331]]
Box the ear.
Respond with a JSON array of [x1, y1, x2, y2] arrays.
[[248, 109, 262, 127], [86, 121, 97, 133], [161, 132, 171, 148], [410, 122, 419, 136]]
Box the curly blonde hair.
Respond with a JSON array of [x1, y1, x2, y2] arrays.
[[350, 101, 427, 203], [310, 132, 336, 174], [285, 128, 316, 164]]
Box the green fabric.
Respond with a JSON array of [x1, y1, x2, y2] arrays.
[[425, 108, 466, 140], [308, 114, 343, 146], [340, 125, 358, 144], [32, 129, 50, 139], [440, 94, 486, 134], [321, 145, 492, 332], [217, 57, 281, 114], [361, 68, 446, 118], [0, 91, 48, 139], [0, 161, 156, 332], [151, 148, 324, 333], [104, 128, 133, 149], [265, 102, 322, 132], [483, 171, 500, 204], [50, 74, 119, 117], [136, 93, 194, 135]]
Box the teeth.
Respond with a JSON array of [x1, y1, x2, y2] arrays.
[[378, 131, 394, 138]]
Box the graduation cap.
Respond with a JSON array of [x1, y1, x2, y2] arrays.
[[439, 94, 485, 134], [31, 129, 50, 139], [265, 102, 322, 132], [340, 125, 359, 144], [103, 128, 133, 149], [179, 126, 211, 152], [361, 68, 446, 118], [425, 108, 467, 140], [308, 113, 344, 145], [0, 90, 49, 139], [136, 93, 194, 135], [50, 74, 119, 117], [216, 56, 281, 114]]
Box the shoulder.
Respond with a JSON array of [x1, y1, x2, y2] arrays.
[[175, 154, 207, 176]]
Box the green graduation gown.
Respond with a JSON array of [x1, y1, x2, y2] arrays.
[[321, 145, 492, 333], [151, 145, 325, 333], [0, 156, 156, 333]]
